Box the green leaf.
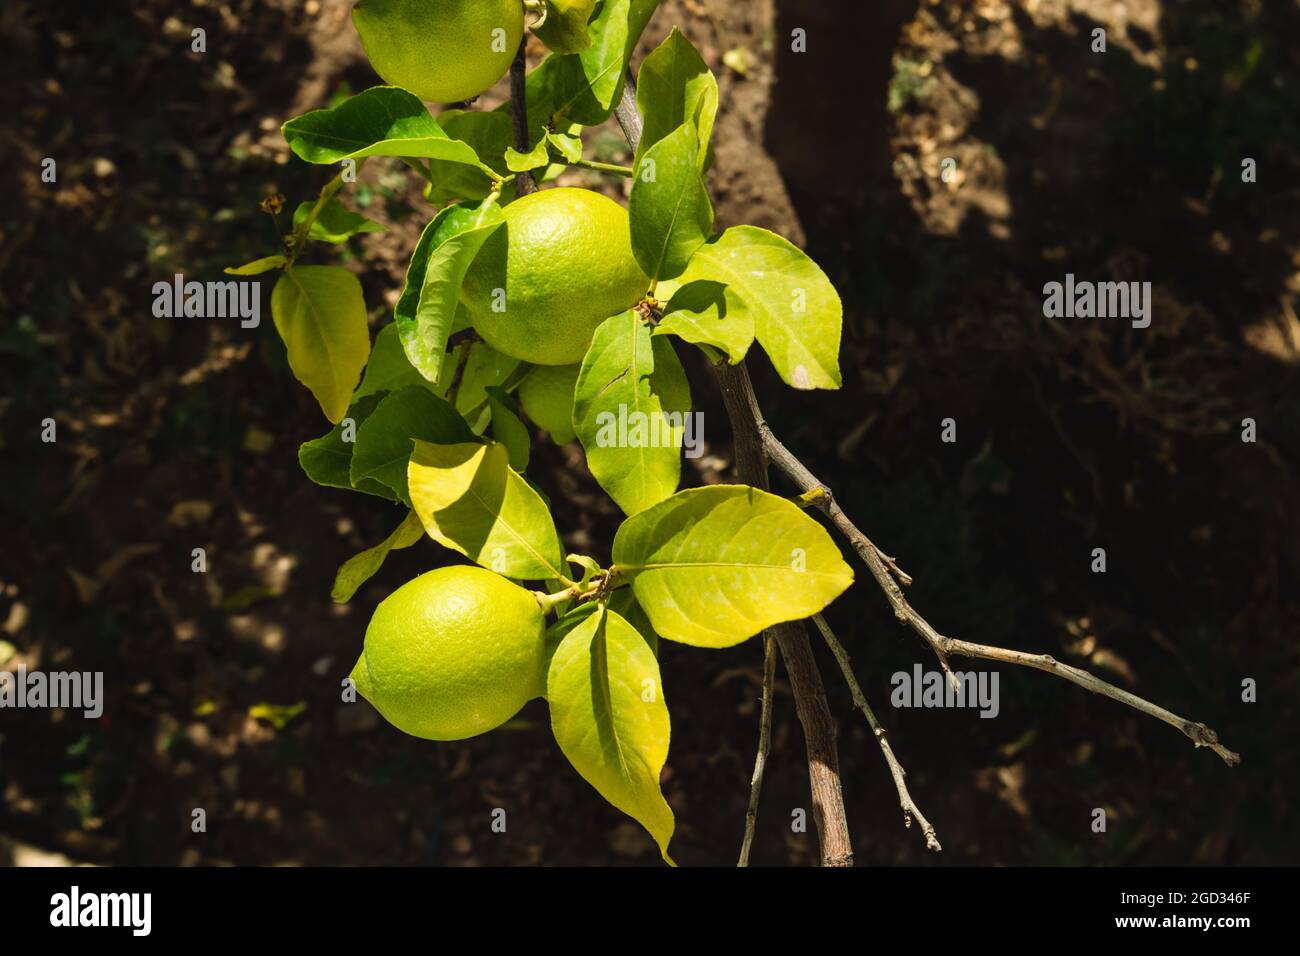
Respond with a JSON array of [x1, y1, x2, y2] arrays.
[[225, 255, 286, 276], [547, 605, 674, 863], [408, 440, 566, 580], [546, 130, 584, 163], [298, 394, 397, 500], [425, 110, 513, 203], [681, 227, 842, 390], [505, 139, 552, 173], [291, 198, 385, 244], [350, 386, 476, 503], [611, 485, 855, 647], [629, 123, 713, 280], [534, 0, 600, 54], [485, 386, 531, 472], [540, 0, 647, 126], [453, 343, 521, 420], [654, 279, 753, 363], [634, 27, 717, 167], [270, 265, 371, 423], [282, 86, 494, 173], [331, 510, 425, 603], [573, 312, 691, 515], [355, 323, 441, 401], [394, 199, 505, 385]]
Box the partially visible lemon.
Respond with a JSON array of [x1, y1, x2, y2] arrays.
[[460, 188, 650, 365], [352, 0, 523, 104], [350, 565, 546, 741], [518, 363, 580, 444]]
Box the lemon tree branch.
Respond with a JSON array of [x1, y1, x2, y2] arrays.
[[508, 37, 537, 197]]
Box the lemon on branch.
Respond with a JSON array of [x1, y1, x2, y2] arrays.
[[349, 565, 547, 740], [352, 0, 523, 104], [460, 188, 651, 366]]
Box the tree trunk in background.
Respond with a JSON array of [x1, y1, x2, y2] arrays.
[[767, 0, 919, 204]]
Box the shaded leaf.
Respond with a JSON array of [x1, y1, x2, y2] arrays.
[[298, 394, 397, 500], [292, 198, 385, 244], [534, 0, 599, 54], [350, 386, 476, 503], [355, 323, 442, 401], [331, 510, 425, 603], [485, 386, 531, 472], [426, 110, 514, 203]]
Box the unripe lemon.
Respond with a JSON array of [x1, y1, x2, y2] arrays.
[[460, 188, 650, 365], [352, 0, 523, 104], [350, 565, 547, 741], [518, 363, 580, 444]]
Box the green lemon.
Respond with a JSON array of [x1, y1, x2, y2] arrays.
[[518, 363, 580, 444], [460, 188, 651, 365], [350, 565, 547, 741], [352, 0, 523, 104]]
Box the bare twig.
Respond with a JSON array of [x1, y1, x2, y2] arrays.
[[760, 388, 1240, 767], [812, 615, 941, 852], [508, 38, 537, 196], [738, 634, 776, 867]]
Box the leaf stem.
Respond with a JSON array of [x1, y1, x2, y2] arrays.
[[571, 158, 634, 177], [287, 169, 347, 264]]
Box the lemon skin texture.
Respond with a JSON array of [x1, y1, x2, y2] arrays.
[[352, 0, 524, 104], [518, 363, 581, 444], [350, 565, 547, 741], [460, 188, 650, 365]]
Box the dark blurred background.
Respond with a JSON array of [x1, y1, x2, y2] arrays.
[[1, 0, 1296, 866]]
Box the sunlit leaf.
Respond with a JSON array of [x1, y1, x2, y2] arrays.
[[635, 27, 717, 167], [271, 265, 371, 423], [573, 311, 690, 515], [611, 485, 854, 647], [394, 199, 504, 385], [654, 278, 753, 363], [282, 86, 494, 173], [680, 227, 842, 390], [629, 122, 713, 280], [548, 605, 674, 863]]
